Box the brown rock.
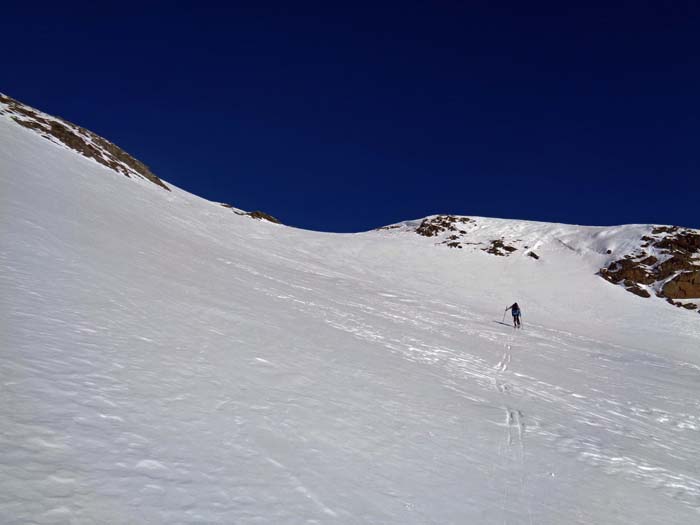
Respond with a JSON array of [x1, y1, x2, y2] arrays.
[[599, 226, 700, 304], [652, 226, 679, 235], [600, 260, 655, 285], [625, 284, 651, 298], [655, 256, 695, 280], [654, 230, 700, 254], [662, 271, 700, 299], [416, 215, 472, 237], [247, 211, 281, 224], [484, 239, 517, 256], [1, 93, 169, 191]]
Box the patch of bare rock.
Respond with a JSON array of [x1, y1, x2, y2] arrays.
[[220, 203, 281, 224], [416, 215, 472, 238], [599, 226, 700, 310], [0, 93, 169, 191], [484, 239, 517, 256], [415, 215, 473, 250], [408, 215, 538, 259]]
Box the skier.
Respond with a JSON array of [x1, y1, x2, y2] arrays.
[[505, 302, 522, 328]]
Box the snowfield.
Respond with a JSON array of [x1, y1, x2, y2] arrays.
[[1, 106, 700, 524]]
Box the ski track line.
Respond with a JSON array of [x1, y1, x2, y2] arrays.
[[254, 278, 700, 515], [265, 458, 338, 518], [493, 339, 532, 525]]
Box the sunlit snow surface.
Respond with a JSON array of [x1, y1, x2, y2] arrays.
[[1, 113, 699, 524]]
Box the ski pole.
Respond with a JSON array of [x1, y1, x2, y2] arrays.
[[502, 308, 507, 323]]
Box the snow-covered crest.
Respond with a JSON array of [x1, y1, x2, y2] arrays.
[[0, 93, 169, 190], [380, 214, 700, 309]]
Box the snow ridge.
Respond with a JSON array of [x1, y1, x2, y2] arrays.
[[0, 93, 168, 190], [381, 214, 700, 310]]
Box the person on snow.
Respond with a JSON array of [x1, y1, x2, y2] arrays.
[[505, 302, 522, 328]]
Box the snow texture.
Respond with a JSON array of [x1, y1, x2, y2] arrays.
[[1, 107, 700, 524]]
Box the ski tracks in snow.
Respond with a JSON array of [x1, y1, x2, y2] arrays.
[[265, 457, 338, 518], [236, 269, 700, 519], [493, 342, 533, 525]]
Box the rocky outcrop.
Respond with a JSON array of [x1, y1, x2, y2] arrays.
[[599, 226, 700, 308], [416, 215, 472, 237], [410, 215, 526, 257], [221, 203, 282, 224], [624, 281, 651, 298], [600, 258, 657, 285], [0, 93, 169, 191], [484, 239, 518, 256], [246, 210, 281, 224], [662, 271, 700, 299]]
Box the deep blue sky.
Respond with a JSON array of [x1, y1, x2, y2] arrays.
[[2, 2, 699, 231]]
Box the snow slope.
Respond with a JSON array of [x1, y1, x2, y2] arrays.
[[1, 103, 700, 524]]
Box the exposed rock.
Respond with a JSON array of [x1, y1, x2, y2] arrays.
[[484, 239, 517, 256], [404, 215, 526, 258], [1, 93, 169, 191], [224, 205, 282, 224], [416, 215, 472, 237], [655, 256, 695, 280], [681, 303, 698, 310], [599, 226, 700, 304], [662, 271, 700, 299], [527, 251, 540, 260], [624, 280, 651, 297], [600, 261, 655, 285], [654, 230, 700, 254], [246, 210, 281, 224], [652, 226, 678, 235]]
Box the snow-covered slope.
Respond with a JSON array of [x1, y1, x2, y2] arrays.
[[1, 98, 699, 524], [381, 214, 700, 308]]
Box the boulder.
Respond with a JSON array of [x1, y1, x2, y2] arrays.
[[624, 282, 651, 298]]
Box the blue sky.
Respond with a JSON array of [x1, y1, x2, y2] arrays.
[[3, 2, 699, 231]]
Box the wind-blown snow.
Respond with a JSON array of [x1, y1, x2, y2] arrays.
[[1, 110, 699, 524]]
